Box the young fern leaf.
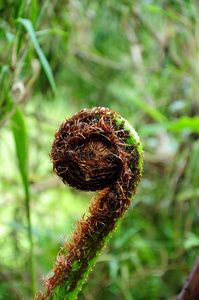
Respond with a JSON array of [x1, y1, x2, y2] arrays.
[[36, 107, 143, 300]]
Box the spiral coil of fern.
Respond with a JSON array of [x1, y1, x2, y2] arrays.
[[36, 107, 143, 300]]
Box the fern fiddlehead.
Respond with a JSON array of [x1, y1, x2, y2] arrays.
[[36, 107, 143, 300]]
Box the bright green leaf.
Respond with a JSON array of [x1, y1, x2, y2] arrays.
[[140, 116, 199, 136], [167, 116, 199, 133]]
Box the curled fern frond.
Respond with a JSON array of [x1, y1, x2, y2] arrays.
[[36, 107, 143, 300]]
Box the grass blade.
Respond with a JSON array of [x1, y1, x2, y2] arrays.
[[11, 108, 36, 296], [109, 85, 167, 122], [17, 18, 57, 94], [11, 108, 28, 194], [140, 116, 199, 136], [167, 116, 199, 133]]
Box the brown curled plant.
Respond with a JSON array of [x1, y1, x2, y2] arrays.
[[35, 107, 143, 300]]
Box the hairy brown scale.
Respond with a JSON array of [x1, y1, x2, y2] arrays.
[[36, 107, 141, 300]]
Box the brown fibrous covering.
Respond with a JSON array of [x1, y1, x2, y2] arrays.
[[35, 107, 143, 299]]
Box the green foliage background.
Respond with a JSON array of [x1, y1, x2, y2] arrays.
[[1, 1, 199, 299]]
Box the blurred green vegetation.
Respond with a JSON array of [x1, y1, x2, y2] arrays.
[[1, 0, 199, 299]]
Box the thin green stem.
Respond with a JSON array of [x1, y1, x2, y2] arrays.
[[25, 186, 36, 297]]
